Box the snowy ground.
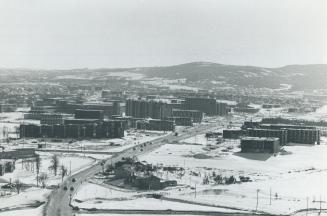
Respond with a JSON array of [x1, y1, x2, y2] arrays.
[[0, 152, 95, 186], [0, 206, 43, 216], [0, 187, 49, 215], [72, 182, 245, 213], [138, 138, 327, 215]]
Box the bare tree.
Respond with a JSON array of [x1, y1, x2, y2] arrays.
[[14, 179, 22, 194], [60, 165, 68, 182], [35, 154, 41, 187], [214, 174, 223, 184], [37, 172, 48, 188], [49, 154, 59, 176]]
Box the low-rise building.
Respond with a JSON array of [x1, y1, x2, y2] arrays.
[[241, 137, 280, 153], [248, 128, 288, 146], [223, 129, 244, 139]]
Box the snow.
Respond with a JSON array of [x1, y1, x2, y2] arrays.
[[138, 139, 327, 214], [0, 152, 95, 186], [73, 182, 244, 213], [0, 187, 49, 214], [0, 206, 43, 216]]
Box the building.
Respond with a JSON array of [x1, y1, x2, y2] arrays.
[[64, 118, 100, 125], [20, 120, 124, 139], [0, 104, 17, 112], [102, 90, 122, 98], [74, 109, 104, 120], [183, 97, 228, 116], [56, 101, 120, 118], [241, 137, 280, 153], [223, 129, 244, 139], [132, 175, 162, 190], [172, 109, 203, 123], [126, 99, 172, 119], [233, 107, 260, 113], [287, 129, 320, 144], [216, 102, 228, 116], [136, 119, 175, 131], [83, 102, 121, 118], [248, 128, 288, 146], [260, 124, 320, 144], [40, 113, 72, 125], [241, 121, 261, 129], [0, 148, 36, 160], [24, 110, 48, 120], [262, 104, 281, 109], [166, 117, 193, 126], [183, 97, 216, 115]]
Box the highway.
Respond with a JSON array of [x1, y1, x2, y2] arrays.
[[44, 122, 220, 216]]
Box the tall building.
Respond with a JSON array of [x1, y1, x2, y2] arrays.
[[184, 97, 228, 116], [126, 99, 172, 119], [74, 109, 104, 120], [172, 109, 203, 123]]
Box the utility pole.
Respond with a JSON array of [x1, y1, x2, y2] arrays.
[[320, 195, 322, 214], [269, 187, 272, 205], [256, 189, 260, 212], [69, 160, 72, 175], [306, 197, 309, 216]]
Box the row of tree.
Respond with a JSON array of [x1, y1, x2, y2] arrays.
[[15, 154, 69, 192]]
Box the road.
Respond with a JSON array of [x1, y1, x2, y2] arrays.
[[44, 123, 220, 216]]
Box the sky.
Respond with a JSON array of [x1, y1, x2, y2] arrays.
[[0, 0, 326, 69]]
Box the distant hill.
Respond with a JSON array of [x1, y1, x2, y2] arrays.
[[135, 62, 327, 90], [1, 62, 327, 90]]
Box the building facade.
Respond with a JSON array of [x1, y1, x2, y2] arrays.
[[126, 99, 172, 119], [172, 109, 203, 123], [241, 137, 280, 153]]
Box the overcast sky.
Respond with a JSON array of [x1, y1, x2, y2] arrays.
[[0, 0, 326, 69]]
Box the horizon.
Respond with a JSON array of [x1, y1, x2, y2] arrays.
[[2, 61, 327, 71]]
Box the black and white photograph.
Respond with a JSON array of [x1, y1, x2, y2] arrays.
[[0, 0, 326, 215]]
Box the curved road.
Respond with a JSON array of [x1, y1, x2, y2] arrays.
[[45, 123, 221, 216]]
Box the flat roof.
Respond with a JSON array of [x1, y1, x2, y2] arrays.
[[242, 136, 279, 141]]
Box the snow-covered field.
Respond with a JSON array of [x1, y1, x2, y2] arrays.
[[138, 139, 327, 214], [0, 187, 49, 215], [72, 182, 244, 213], [0, 206, 43, 216], [0, 152, 95, 186]]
